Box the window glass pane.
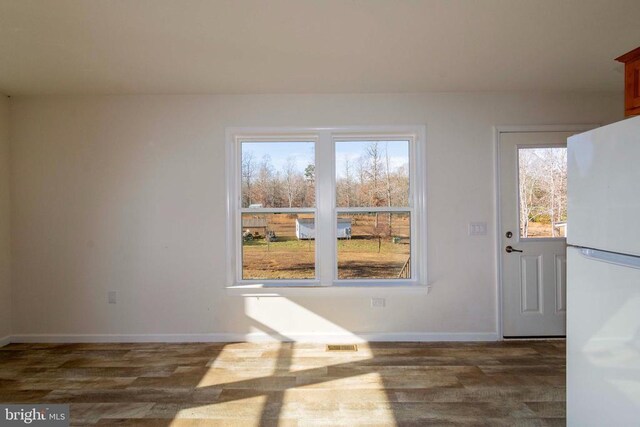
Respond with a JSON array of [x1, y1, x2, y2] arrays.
[[518, 147, 567, 238], [337, 212, 411, 279], [242, 213, 315, 280], [241, 142, 315, 208], [335, 140, 409, 208]]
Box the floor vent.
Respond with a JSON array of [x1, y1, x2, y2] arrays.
[[326, 344, 358, 352]]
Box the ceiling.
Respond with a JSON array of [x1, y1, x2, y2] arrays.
[[0, 0, 638, 95]]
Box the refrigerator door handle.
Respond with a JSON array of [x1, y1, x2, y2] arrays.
[[578, 247, 640, 270]]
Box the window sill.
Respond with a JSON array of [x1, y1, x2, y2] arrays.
[[225, 283, 431, 297]]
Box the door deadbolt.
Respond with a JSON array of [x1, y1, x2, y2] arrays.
[[505, 231, 513, 238]]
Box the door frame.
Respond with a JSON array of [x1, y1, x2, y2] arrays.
[[494, 124, 598, 339]]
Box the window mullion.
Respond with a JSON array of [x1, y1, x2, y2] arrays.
[[315, 130, 335, 285]]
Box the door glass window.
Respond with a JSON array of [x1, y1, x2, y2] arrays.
[[518, 147, 567, 238]]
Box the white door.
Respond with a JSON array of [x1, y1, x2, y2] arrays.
[[500, 131, 574, 337]]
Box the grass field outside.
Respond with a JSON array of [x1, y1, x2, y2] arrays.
[[242, 213, 411, 280]]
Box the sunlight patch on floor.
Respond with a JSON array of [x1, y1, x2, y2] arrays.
[[174, 396, 268, 419]]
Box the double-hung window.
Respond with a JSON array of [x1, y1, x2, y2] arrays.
[[226, 127, 426, 288]]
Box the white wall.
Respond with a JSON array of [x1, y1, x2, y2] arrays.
[[9, 92, 622, 341], [0, 94, 10, 342]]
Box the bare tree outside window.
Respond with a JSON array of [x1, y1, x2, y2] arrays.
[[241, 142, 315, 208], [241, 152, 256, 207], [518, 147, 568, 238], [335, 141, 409, 209], [335, 141, 411, 279]]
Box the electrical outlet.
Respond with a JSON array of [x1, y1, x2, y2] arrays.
[[108, 291, 117, 304], [371, 297, 385, 308]]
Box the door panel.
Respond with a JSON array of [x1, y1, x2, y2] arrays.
[[500, 131, 574, 337], [520, 255, 542, 313], [555, 254, 567, 313]]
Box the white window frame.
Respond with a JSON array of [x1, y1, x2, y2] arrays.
[[225, 126, 427, 288]]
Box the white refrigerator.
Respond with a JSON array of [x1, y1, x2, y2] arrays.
[[567, 116, 640, 426]]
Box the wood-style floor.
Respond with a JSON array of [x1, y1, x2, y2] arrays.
[[0, 341, 565, 426]]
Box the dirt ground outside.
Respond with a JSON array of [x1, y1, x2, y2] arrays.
[[242, 213, 411, 280], [522, 221, 567, 238]]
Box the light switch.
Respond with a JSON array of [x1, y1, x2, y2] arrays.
[[371, 298, 386, 308], [469, 222, 488, 236], [108, 291, 117, 304]]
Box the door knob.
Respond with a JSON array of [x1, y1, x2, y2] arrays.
[[505, 245, 523, 253]]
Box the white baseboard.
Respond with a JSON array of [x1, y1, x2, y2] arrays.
[[0, 335, 10, 347], [9, 331, 499, 344]]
